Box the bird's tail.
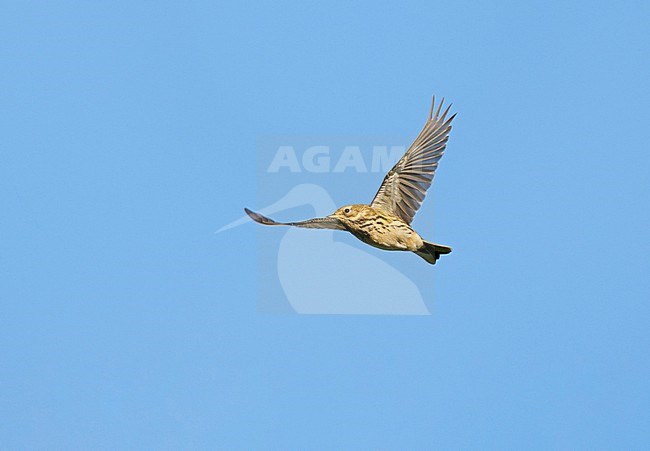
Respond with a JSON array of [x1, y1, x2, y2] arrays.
[[414, 241, 452, 265]]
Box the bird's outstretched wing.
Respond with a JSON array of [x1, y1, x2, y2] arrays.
[[370, 97, 456, 224], [244, 208, 345, 230]]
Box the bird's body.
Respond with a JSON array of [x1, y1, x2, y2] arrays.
[[331, 204, 423, 251], [245, 96, 456, 265]]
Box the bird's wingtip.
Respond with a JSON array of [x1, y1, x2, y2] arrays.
[[244, 207, 259, 219], [243, 208, 270, 224]]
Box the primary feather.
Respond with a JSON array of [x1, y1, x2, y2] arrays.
[[370, 96, 456, 224]]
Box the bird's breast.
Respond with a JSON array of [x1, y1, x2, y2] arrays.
[[347, 216, 423, 252]]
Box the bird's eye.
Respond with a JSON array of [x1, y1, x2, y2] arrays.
[[344, 208, 350, 214]]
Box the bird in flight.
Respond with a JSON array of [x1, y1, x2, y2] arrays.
[[245, 96, 456, 265]]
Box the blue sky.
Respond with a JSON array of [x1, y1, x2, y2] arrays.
[[1, 0, 649, 448]]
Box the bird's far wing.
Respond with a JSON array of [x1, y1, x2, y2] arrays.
[[244, 208, 346, 230], [370, 97, 456, 224]]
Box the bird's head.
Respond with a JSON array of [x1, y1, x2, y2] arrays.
[[330, 204, 366, 224]]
